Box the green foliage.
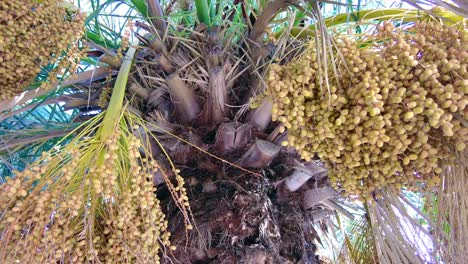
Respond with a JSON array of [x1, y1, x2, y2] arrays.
[[195, 0, 210, 25], [337, 206, 378, 264]]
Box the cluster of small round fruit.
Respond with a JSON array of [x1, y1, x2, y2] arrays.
[[0, 0, 84, 100], [0, 129, 189, 263], [261, 21, 467, 196]]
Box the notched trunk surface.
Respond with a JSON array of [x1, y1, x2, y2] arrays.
[[160, 160, 321, 264], [130, 24, 326, 264]]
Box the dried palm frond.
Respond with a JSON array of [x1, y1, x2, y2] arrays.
[[431, 150, 468, 263], [368, 190, 435, 264]]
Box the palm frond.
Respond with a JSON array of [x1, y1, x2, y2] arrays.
[[337, 209, 378, 264], [431, 150, 468, 263], [1, 1, 466, 263], [0, 128, 77, 181], [368, 190, 436, 264]]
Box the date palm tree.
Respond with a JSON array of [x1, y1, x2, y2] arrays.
[[0, 0, 466, 263]]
